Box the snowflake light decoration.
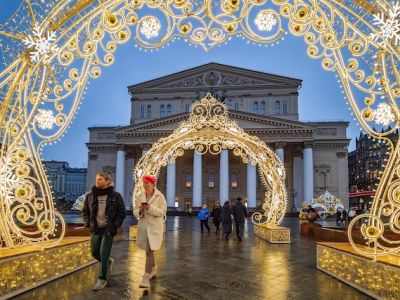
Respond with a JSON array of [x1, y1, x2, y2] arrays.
[[35, 109, 56, 130], [254, 11, 277, 32], [140, 17, 161, 39], [370, 2, 400, 46], [374, 103, 396, 126], [23, 23, 59, 63]]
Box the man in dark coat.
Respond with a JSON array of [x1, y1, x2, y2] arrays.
[[232, 197, 248, 241], [82, 172, 126, 291], [221, 201, 233, 240]]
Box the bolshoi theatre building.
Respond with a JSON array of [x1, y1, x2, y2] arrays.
[[86, 63, 349, 211]]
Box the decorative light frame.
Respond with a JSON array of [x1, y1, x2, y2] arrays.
[[133, 93, 287, 225], [0, 0, 399, 259]]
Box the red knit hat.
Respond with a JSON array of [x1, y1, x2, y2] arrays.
[[142, 175, 157, 184]]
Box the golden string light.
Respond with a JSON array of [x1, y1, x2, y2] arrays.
[[0, 0, 398, 259]]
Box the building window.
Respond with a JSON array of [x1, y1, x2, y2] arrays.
[[208, 174, 215, 188], [253, 102, 258, 113], [318, 172, 327, 190], [275, 101, 281, 114], [234, 102, 239, 110], [260, 101, 266, 114], [185, 174, 192, 188], [185, 103, 191, 112], [283, 101, 288, 114], [231, 173, 238, 188], [160, 105, 165, 117], [147, 105, 151, 118], [167, 104, 172, 115], [140, 104, 145, 118]]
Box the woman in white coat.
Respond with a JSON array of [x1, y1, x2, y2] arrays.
[[133, 175, 167, 288]]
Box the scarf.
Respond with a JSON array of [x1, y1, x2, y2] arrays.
[[92, 185, 114, 197]]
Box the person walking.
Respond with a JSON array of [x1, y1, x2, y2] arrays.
[[198, 204, 211, 233], [232, 197, 248, 241], [221, 201, 233, 240], [133, 175, 167, 289], [82, 172, 126, 291], [211, 203, 222, 234]]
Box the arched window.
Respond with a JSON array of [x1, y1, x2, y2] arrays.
[[253, 102, 258, 113], [275, 101, 281, 114], [208, 174, 215, 188], [147, 105, 152, 118], [160, 105, 165, 117], [140, 104, 145, 118], [260, 101, 266, 114], [283, 101, 288, 114], [231, 173, 238, 188], [318, 172, 327, 190], [167, 104, 172, 115]]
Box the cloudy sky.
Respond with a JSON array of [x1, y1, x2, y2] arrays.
[[1, 1, 360, 167]]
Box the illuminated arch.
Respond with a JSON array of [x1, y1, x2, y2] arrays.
[[132, 93, 287, 225], [0, 0, 399, 257]]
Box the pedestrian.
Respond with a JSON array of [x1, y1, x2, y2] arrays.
[[188, 207, 192, 217], [211, 203, 222, 234], [133, 175, 167, 289], [82, 172, 126, 291], [221, 200, 233, 240], [232, 197, 248, 241], [198, 204, 211, 233]]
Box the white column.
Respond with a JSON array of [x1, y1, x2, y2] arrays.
[[193, 151, 202, 208], [219, 150, 229, 203], [247, 163, 257, 208], [125, 158, 135, 210], [303, 144, 314, 202], [115, 147, 126, 196], [293, 155, 303, 211], [167, 162, 176, 208], [275, 143, 285, 163]]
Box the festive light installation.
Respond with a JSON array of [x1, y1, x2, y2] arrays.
[[132, 93, 287, 226], [0, 0, 399, 259]]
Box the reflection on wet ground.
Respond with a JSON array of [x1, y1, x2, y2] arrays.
[[15, 216, 372, 300]]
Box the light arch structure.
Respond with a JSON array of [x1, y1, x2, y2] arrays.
[[132, 93, 287, 225], [0, 0, 399, 258]]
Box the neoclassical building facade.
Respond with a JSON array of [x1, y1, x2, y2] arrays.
[[86, 63, 350, 211]]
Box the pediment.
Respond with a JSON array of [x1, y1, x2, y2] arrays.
[[116, 110, 314, 136], [128, 63, 302, 93]]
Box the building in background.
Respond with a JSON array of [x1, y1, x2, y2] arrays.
[[43, 160, 87, 205], [348, 129, 398, 209], [86, 63, 350, 211]]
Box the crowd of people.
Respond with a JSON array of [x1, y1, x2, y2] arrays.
[[197, 197, 248, 241]]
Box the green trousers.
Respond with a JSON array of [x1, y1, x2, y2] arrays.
[[90, 227, 113, 280]]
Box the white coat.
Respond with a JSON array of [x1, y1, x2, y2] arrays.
[[133, 188, 167, 251]]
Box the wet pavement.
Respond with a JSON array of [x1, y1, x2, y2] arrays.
[[14, 217, 372, 300]]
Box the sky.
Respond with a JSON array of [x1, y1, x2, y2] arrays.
[[1, 1, 360, 167]]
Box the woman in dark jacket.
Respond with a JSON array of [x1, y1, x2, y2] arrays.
[[212, 203, 222, 234], [221, 201, 233, 240]]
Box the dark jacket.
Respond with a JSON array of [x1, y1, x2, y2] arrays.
[[82, 186, 126, 236], [212, 206, 222, 223], [232, 202, 248, 223], [221, 204, 233, 233]]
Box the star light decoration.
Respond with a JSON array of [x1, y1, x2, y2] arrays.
[[254, 10, 277, 32], [35, 109, 56, 130], [373, 103, 396, 126], [370, 2, 400, 46], [23, 23, 59, 63], [140, 16, 161, 39]]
